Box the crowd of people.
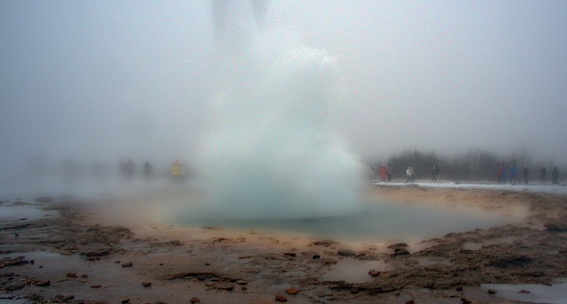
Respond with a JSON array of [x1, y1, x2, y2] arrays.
[[118, 159, 191, 183], [372, 163, 561, 185]]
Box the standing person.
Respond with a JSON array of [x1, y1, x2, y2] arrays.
[[379, 166, 387, 182], [510, 165, 517, 184], [497, 166, 503, 184], [408, 165, 415, 182], [551, 167, 559, 184], [387, 163, 392, 182], [523, 167, 529, 184], [124, 159, 135, 182], [501, 166, 507, 184], [144, 161, 152, 184], [431, 165, 439, 182], [171, 160, 181, 183], [406, 167, 412, 183], [540, 167, 547, 184]]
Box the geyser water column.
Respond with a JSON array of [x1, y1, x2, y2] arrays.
[[197, 1, 363, 219]]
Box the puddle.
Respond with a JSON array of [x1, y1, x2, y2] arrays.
[[481, 278, 567, 304], [0, 205, 58, 221], [417, 257, 452, 266], [462, 236, 518, 251], [322, 259, 392, 283]]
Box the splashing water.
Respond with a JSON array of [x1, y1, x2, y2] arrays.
[[197, 1, 363, 219]]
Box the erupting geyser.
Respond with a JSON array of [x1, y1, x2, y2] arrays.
[[197, 1, 364, 219]]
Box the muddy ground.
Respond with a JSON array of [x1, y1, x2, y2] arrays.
[[1, 185, 567, 304]]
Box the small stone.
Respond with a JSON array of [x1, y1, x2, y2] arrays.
[[121, 299, 130, 304], [275, 295, 288, 302], [519, 289, 531, 293], [461, 297, 472, 304], [405, 301, 416, 304], [190, 297, 200, 303], [368, 270, 380, 277], [351, 288, 359, 294], [36, 280, 50, 287], [121, 262, 133, 267], [285, 287, 299, 295], [337, 249, 356, 257], [391, 248, 410, 257], [66, 273, 78, 278], [312, 255, 320, 259], [142, 282, 152, 287], [81, 274, 89, 278], [115, 260, 121, 264], [241, 286, 248, 290], [236, 280, 248, 285], [214, 283, 235, 291], [90, 284, 102, 288], [487, 289, 497, 294]]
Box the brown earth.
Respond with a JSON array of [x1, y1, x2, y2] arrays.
[[1, 185, 567, 304]]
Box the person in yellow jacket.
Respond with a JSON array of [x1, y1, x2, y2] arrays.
[[171, 160, 181, 182]]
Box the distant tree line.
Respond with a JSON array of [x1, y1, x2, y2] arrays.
[[369, 148, 562, 182]]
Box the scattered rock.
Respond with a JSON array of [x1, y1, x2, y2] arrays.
[[285, 287, 299, 295], [190, 297, 200, 303], [406, 301, 415, 304], [387, 243, 408, 250], [461, 297, 472, 304], [121, 262, 133, 267], [36, 280, 50, 286], [311, 240, 337, 247], [66, 272, 78, 278], [487, 289, 497, 294], [519, 289, 531, 293], [337, 249, 356, 257], [121, 299, 130, 304], [544, 222, 567, 232], [236, 280, 248, 285], [368, 270, 380, 277], [487, 255, 532, 268], [391, 248, 410, 257], [90, 284, 102, 288], [351, 288, 359, 294], [213, 283, 235, 291], [456, 286, 463, 291], [275, 295, 288, 302], [312, 255, 320, 259], [142, 282, 152, 287]]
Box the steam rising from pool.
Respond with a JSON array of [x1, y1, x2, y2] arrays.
[[197, 1, 363, 219]]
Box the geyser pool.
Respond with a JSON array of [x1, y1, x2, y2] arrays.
[[159, 188, 520, 242]]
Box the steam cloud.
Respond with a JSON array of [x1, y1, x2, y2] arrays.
[[197, 1, 363, 219]]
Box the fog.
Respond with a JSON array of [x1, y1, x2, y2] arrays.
[[1, 0, 567, 184]]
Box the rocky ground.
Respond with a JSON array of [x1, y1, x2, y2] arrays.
[[1, 185, 567, 304]]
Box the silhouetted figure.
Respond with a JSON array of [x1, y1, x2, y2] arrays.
[[497, 166, 503, 184], [540, 167, 547, 184], [171, 160, 181, 183], [501, 166, 507, 184], [406, 166, 414, 183], [124, 159, 135, 182], [523, 167, 529, 184], [144, 161, 152, 184], [379, 166, 387, 182], [551, 167, 559, 185], [387, 163, 392, 182], [431, 165, 439, 182], [510, 165, 517, 184]]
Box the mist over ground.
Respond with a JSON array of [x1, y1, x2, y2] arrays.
[[1, 1, 566, 184]]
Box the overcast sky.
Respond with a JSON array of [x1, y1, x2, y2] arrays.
[[1, 0, 566, 176]]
